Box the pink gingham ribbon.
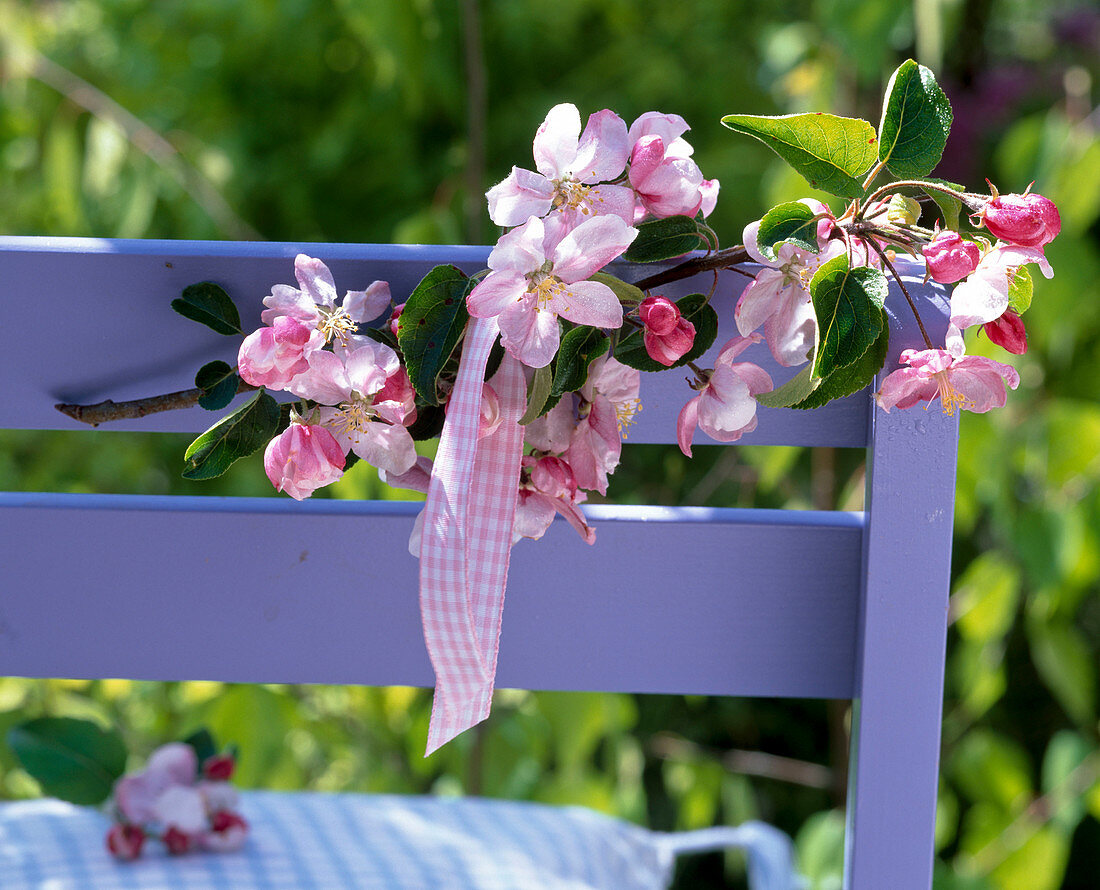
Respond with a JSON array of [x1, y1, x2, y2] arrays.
[[419, 317, 527, 755]]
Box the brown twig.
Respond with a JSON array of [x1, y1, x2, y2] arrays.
[[649, 732, 833, 790], [630, 246, 751, 291], [865, 238, 935, 349], [459, 0, 487, 245], [56, 380, 257, 427]]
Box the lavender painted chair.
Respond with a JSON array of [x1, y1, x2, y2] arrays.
[[0, 238, 959, 889]]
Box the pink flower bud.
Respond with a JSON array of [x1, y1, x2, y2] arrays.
[[981, 192, 1061, 248], [263, 422, 346, 500], [164, 826, 195, 856], [203, 811, 249, 853], [106, 824, 145, 861], [389, 302, 406, 338], [202, 754, 235, 782], [922, 231, 981, 284], [983, 308, 1028, 354], [639, 296, 695, 366], [638, 296, 680, 336], [238, 317, 318, 389]]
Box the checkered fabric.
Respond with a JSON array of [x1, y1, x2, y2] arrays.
[[419, 317, 527, 755], [0, 791, 799, 890]]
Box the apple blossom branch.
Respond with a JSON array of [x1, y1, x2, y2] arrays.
[[55, 379, 257, 427]]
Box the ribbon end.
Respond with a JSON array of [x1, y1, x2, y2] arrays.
[[423, 685, 494, 757]]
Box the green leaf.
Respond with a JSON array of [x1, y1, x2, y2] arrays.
[[623, 215, 704, 263], [721, 113, 878, 199], [519, 363, 553, 426], [614, 294, 718, 372], [756, 201, 821, 260], [550, 326, 610, 400], [588, 272, 644, 305], [755, 364, 819, 409], [953, 554, 1021, 644], [182, 390, 280, 480], [878, 59, 953, 179], [809, 256, 888, 378], [792, 315, 889, 409], [922, 179, 966, 230], [1008, 265, 1033, 315], [194, 360, 239, 411], [1028, 617, 1097, 724], [405, 404, 446, 441], [397, 265, 473, 405], [182, 727, 217, 769], [8, 717, 126, 806], [171, 282, 242, 335]]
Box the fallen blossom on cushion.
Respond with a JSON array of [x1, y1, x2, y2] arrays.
[[260, 254, 392, 346], [114, 743, 197, 825], [486, 103, 634, 226], [875, 332, 1020, 414], [737, 211, 844, 366], [106, 824, 145, 861], [949, 243, 1052, 330], [263, 421, 346, 500], [202, 811, 249, 853], [467, 213, 636, 368], [678, 335, 773, 457]]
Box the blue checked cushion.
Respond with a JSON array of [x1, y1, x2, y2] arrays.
[[0, 790, 798, 889]]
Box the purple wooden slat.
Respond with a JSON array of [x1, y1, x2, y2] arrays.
[[0, 236, 872, 446], [843, 282, 959, 889], [0, 493, 862, 698]]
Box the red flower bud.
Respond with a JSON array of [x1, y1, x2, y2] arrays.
[[202, 754, 236, 782], [981, 192, 1060, 248], [164, 826, 195, 856], [389, 302, 406, 338], [106, 823, 145, 861], [638, 296, 696, 366], [983, 309, 1027, 355]]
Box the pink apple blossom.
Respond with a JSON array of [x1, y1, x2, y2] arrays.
[[485, 104, 634, 226], [875, 334, 1019, 414], [983, 308, 1027, 354], [263, 421, 346, 500], [467, 213, 636, 368], [922, 231, 980, 284], [106, 824, 145, 861], [980, 190, 1061, 248], [237, 315, 323, 389], [737, 209, 845, 366], [628, 134, 705, 220], [949, 243, 1052, 330], [513, 455, 595, 545], [678, 335, 773, 457], [524, 399, 576, 454], [260, 254, 392, 346], [288, 341, 417, 476], [152, 785, 208, 836], [638, 295, 696, 366], [567, 356, 642, 495]]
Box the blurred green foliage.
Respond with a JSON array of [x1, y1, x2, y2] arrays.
[[2, 1, 1099, 887]]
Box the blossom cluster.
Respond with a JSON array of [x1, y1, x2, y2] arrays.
[[106, 743, 246, 861]]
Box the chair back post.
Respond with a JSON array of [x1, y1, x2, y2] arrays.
[[843, 272, 960, 890]]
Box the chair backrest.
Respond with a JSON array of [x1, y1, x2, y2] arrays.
[[0, 237, 959, 890]]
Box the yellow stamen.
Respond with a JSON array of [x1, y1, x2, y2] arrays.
[[551, 178, 592, 213], [316, 306, 358, 346], [330, 399, 376, 436], [933, 371, 969, 415], [616, 398, 642, 437]]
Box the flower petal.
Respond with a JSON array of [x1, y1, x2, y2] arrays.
[[343, 281, 392, 323], [498, 298, 561, 368], [467, 271, 528, 319], [486, 167, 554, 227], [533, 103, 581, 179], [487, 216, 546, 274], [571, 109, 630, 182], [549, 214, 637, 283], [294, 255, 338, 308], [553, 280, 624, 329]]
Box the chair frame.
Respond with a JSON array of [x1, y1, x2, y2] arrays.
[[0, 237, 959, 889]]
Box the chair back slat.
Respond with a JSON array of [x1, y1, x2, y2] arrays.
[[1, 237, 869, 446], [0, 492, 861, 699]]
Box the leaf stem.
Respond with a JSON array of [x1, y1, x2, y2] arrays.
[[861, 159, 888, 192], [55, 379, 257, 427], [866, 240, 935, 349], [863, 178, 976, 211]]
